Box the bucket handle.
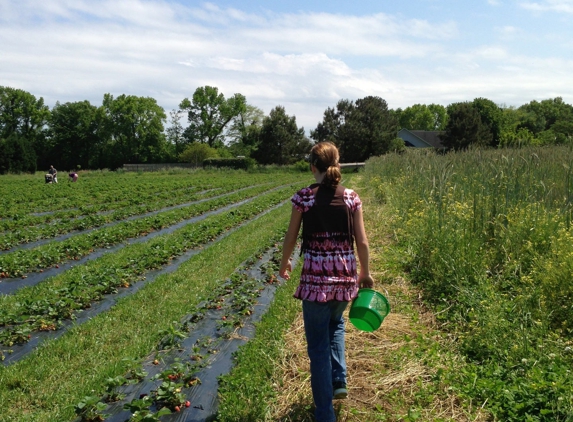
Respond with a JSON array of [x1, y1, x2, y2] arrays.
[[358, 286, 389, 296], [358, 286, 391, 305], [379, 287, 390, 303]]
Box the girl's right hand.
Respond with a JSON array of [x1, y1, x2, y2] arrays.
[[358, 274, 374, 289], [279, 260, 292, 280]]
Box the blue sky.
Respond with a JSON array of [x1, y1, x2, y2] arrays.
[[1, 0, 572, 131]]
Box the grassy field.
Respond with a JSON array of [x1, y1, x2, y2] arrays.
[[359, 146, 573, 421], [217, 147, 573, 421], [0, 169, 306, 421], [2, 151, 573, 421]]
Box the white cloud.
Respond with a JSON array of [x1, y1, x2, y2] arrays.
[[498, 25, 519, 35], [472, 46, 509, 60], [0, 0, 572, 131], [520, 0, 573, 13], [198, 53, 350, 77]]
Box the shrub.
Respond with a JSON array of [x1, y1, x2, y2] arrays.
[[203, 157, 255, 170], [178, 143, 219, 165]]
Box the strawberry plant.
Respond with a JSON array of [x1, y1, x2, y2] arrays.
[[0, 327, 31, 346], [103, 375, 128, 402], [157, 323, 187, 350], [122, 357, 148, 382], [74, 396, 108, 422], [0, 180, 293, 275], [153, 380, 186, 411], [156, 358, 189, 382], [0, 185, 300, 347], [123, 395, 171, 422]]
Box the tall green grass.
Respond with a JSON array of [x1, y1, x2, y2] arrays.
[[364, 147, 573, 421]]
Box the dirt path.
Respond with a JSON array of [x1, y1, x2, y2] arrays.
[[268, 179, 488, 421]]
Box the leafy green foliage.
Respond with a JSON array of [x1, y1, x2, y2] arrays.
[[203, 157, 255, 169], [100, 93, 168, 169], [517, 97, 573, 145], [0, 177, 298, 421], [49, 100, 102, 170], [397, 103, 448, 131], [472, 97, 506, 147], [252, 105, 311, 165], [217, 259, 301, 421], [74, 396, 108, 422], [157, 323, 187, 350], [0, 86, 49, 173], [123, 396, 171, 421], [364, 146, 573, 420], [103, 375, 128, 402], [179, 86, 247, 147], [68, 229, 289, 421], [226, 104, 264, 157], [166, 109, 186, 157], [441, 101, 493, 149], [311, 96, 399, 162], [178, 142, 219, 165], [0, 176, 287, 275], [0, 181, 300, 345]]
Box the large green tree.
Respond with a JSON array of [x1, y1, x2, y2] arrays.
[[100, 94, 168, 169], [49, 100, 102, 171], [343, 96, 398, 161], [472, 97, 506, 147], [165, 109, 186, 159], [0, 86, 50, 173], [311, 99, 354, 145], [398, 103, 448, 131], [225, 104, 264, 157], [440, 102, 493, 150], [517, 97, 573, 144], [0, 133, 38, 174], [252, 106, 311, 165], [311, 96, 398, 162], [179, 86, 246, 147]]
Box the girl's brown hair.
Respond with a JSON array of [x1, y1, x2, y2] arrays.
[[309, 141, 341, 188]]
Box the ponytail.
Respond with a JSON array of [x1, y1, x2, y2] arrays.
[[323, 165, 341, 188], [310, 141, 341, 188]]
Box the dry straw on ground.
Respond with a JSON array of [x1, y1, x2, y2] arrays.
[[270, 284, 488, 421]]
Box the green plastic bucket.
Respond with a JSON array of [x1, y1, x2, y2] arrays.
[[349, 288, 390, 332]]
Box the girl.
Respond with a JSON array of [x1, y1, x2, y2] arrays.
[[279, 141, 373, 422]]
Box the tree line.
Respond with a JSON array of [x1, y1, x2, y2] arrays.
[[1, 85, 572, 174]]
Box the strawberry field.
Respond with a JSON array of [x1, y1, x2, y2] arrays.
[[0, 168, 308, 421], [4, 150, 573, 422]]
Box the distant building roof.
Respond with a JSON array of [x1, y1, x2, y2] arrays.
[[398, 129, 445, 149]]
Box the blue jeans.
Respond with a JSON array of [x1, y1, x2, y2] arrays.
[[302, 300, 349, 422]]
